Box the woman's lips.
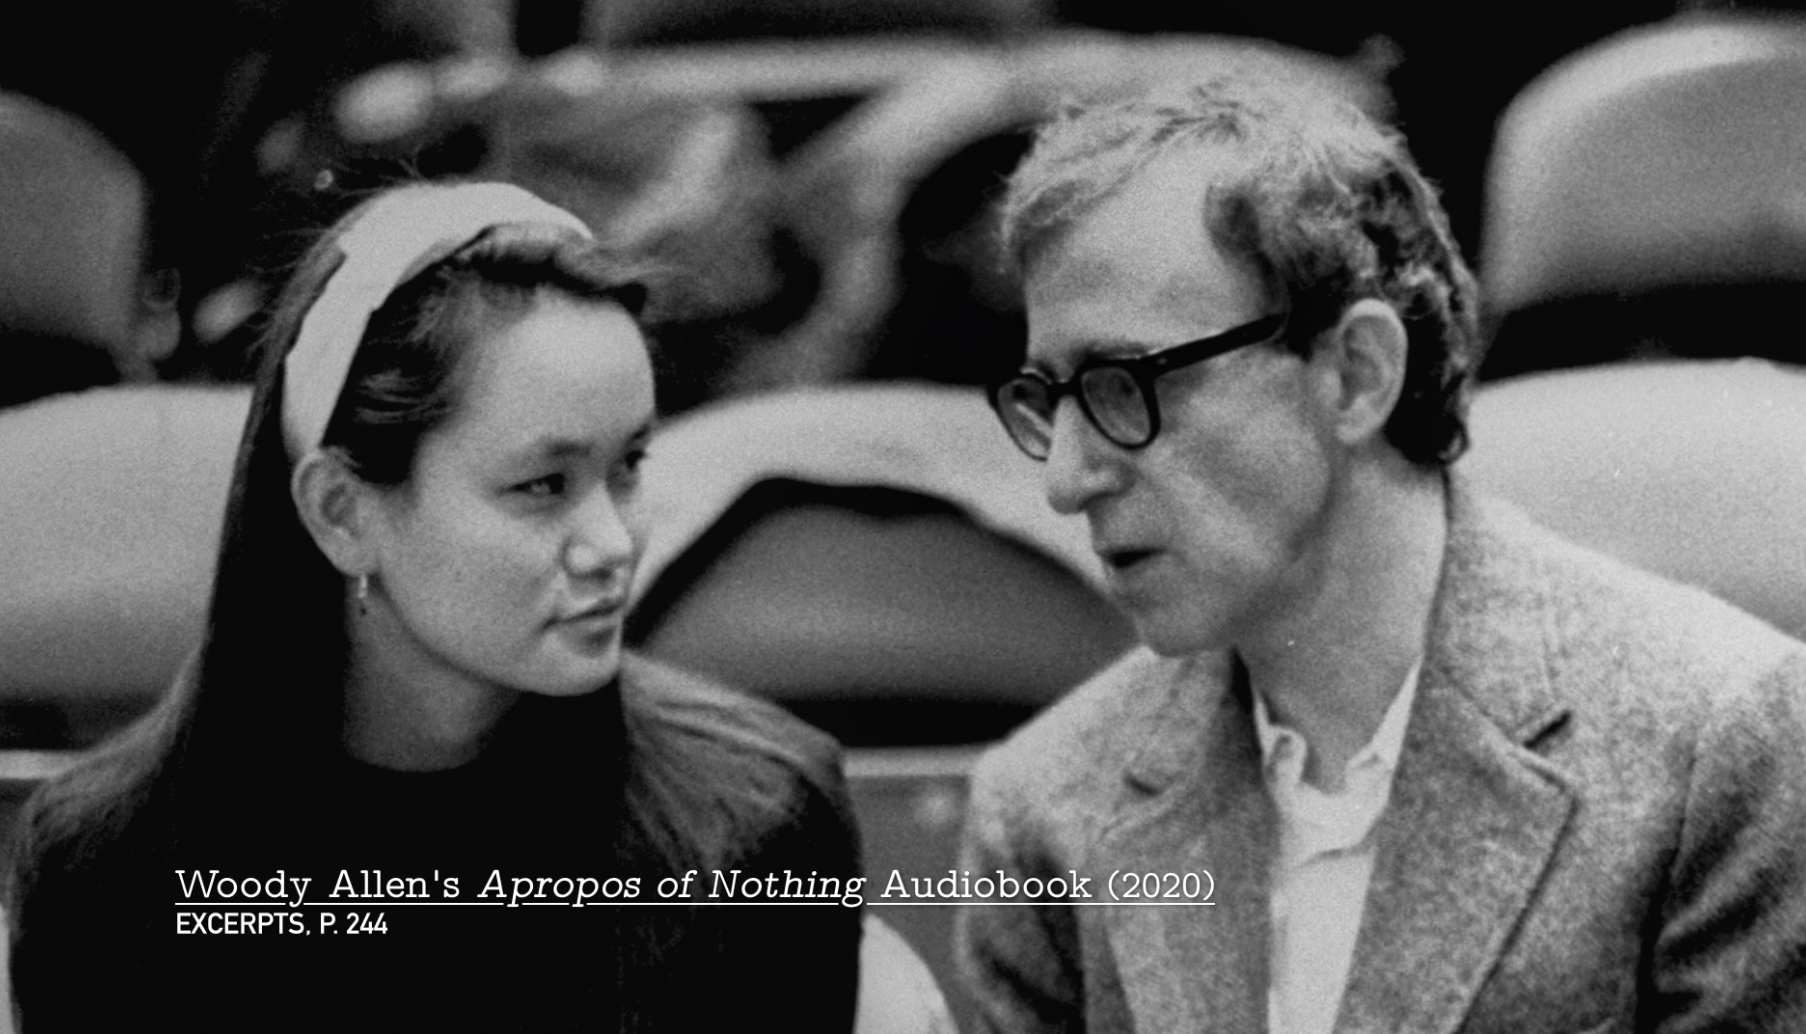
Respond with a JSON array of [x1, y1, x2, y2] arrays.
[[557, 597, 627, 631]]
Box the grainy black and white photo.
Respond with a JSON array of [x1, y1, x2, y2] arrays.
[[3, 2, 1804, 1031]]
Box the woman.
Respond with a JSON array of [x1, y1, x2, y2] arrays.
[[7, 182, 862, 1031]]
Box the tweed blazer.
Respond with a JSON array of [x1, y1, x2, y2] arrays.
[[956, 481, 1806, 1034]]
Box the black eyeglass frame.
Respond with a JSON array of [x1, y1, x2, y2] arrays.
[[990, 312, 1289, 459]]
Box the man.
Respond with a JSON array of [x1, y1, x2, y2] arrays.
[[957, 62, 1806, 1033]]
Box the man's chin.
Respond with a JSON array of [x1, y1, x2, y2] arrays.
[[1129, 611, 1226, 660]]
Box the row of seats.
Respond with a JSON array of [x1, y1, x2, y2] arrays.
[[8, 13, 1806, 396]]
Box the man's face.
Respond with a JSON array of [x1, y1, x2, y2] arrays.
[[1021, 149, 1339, 657]]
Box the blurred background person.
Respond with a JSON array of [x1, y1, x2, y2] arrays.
[[0, 0, 514, 385], [0, 92, 178, 408]]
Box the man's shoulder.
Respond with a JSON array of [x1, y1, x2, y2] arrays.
[[1453, 490, 1806, 716], [969, 647, 1208, 811]]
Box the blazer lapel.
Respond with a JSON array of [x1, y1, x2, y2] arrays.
[[1099, 654, 1276, 1034], [1337, 479, 1579, 1034], [1335, 669, 1575, 1034]]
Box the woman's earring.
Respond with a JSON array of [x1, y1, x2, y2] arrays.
[[356, 573, 371, 617]]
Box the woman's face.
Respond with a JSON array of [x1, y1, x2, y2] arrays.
[[364, 296, 654, 700]]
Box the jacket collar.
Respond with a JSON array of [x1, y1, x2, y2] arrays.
[[1421, 474, 1571, 743], [1101, 653, 1274, 1034], [1337, 475, 1579, 1034]]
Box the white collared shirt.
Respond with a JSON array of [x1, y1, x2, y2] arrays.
[[1252, 661, 1421, 1034]]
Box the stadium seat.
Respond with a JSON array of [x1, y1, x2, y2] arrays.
[[1479, 14, 1806, 379], [0, 92, 174, 405], [1465, 358, 1806, 643]]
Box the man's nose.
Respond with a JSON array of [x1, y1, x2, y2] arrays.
[[1043, 398, 1120, 515]]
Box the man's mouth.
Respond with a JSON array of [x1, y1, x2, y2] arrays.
[[1100, 547, 1157, 572]]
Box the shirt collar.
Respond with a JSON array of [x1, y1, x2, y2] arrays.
[[1252, 659, 1423, 780]]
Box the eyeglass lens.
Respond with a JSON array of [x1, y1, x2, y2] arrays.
[[996, 379, 1055, 457], [995, 366, 1155, 459], [1080, 367, 1150, 446]]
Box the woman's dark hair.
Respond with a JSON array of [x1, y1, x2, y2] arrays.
[[15, 188, 643, 855], [12, 184, 829, 881]]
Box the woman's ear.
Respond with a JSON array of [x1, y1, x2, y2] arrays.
[[1312, 298, 1409, 448], [291, 449, 381, 578]]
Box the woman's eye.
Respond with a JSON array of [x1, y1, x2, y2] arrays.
[[608, 447, 649, 489], [514, 474, 565, 498]]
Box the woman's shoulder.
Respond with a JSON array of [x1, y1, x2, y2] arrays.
[[615, 653, 855, 857], [8, 774, 163, 951], [13, 744, 157, 877], [619, 652, 844, 776]]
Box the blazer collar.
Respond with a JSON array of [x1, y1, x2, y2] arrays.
[[1120, 651, 1239, 795], [1101, 653, 1274, 1034], [1331, 475, 1580, 1034], [1421, 474, 1571, 742], [1100, 474, 1580, 1034]]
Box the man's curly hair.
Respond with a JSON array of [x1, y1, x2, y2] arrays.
[[1002, 62, 1483, 467]]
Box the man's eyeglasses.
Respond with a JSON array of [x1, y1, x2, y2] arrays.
[[989, 313, 1288, 460]]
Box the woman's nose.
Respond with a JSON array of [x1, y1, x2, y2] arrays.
[[564, 492, 637, 578]]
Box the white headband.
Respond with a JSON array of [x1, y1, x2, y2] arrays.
[[281, 182, 593, 457]]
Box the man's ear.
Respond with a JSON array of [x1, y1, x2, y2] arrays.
[[1311, 298, 1409, 448], [291, 449, 381, 578]]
